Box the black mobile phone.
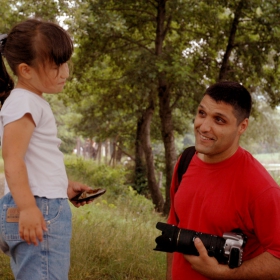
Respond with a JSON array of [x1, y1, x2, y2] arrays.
[[71, 188, 106, 202]]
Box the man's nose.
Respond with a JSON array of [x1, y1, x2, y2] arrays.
[[199, 118, 212, 132]]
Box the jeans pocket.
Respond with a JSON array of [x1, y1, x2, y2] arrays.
[[1, 204, 21, 242], [36, 198, 71, 229]]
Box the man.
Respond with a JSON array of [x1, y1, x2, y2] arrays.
[[167, 81, 280, 279]]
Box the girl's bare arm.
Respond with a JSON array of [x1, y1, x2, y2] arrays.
[[2, 113, 47, 245]]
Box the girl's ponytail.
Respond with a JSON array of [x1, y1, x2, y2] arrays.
[[0, 34, 14, 108]]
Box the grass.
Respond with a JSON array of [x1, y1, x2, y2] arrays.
[[0, 254, 13, 280], [69, 194, 166, 279]]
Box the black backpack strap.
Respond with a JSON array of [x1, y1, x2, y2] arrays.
[[176, 146, 196, 193]]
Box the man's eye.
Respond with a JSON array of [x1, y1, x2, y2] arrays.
[[216, 117, 225, 123], [198, 110, 205, 116]]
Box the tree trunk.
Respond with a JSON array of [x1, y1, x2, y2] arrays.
[[109, 141, 117, 167], [155, 0, 177, 215], [97, 142, 102, 164], [134, 119, 147, 194], [218, 0, 244, 81], [104, 139, 109, 164], [158, 78, 177, 215], [76, 137, 81, 156], [116, 140, 122, 162], [139, 99, 164, 212]]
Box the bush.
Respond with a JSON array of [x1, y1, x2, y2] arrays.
[[70, 200, 165, 280], [65, 156, 129, 198], [67, 156, 166, 279]]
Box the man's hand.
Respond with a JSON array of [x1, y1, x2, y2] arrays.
[[19, 206, 48, 246], [184, 238, 228, 278], [67, 180, 95, 207], [185, 237, 280, 279]]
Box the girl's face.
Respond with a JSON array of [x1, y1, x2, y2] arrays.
[[33, 62, 70, 95], [17, 61, 70, 96]]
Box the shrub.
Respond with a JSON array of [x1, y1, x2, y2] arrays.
[[66, 156, 166, 279]]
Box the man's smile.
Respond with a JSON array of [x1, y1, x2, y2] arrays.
[[198, 132, 215, 141]]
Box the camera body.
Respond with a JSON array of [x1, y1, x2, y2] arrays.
[[154, 222, 247, 269]]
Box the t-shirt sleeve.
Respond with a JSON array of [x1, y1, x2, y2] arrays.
[[167, 158, 180, 226], [251, 186, 280, 259], [1, 94, 41, 127]]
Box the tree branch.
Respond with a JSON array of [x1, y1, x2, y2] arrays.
[[105, 7, 156, 18], [218, 0, 244, 81], [108, 35, 154, 54]]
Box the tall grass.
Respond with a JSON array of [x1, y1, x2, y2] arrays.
[[0, 254, 13, 280], [66, 156, 166, 279], [70, 193, 165, 279]]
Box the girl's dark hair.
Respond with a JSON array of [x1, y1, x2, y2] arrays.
[[204, 81, 252, 124], [0, 55, 14, 107], [0, 18, 73, 106]]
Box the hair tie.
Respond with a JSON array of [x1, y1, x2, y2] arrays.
[[0, 34, 7, 55]]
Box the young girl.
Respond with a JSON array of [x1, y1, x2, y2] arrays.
[[0, 19, 93, 279]]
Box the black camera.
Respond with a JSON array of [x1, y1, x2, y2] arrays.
[[154, 222, 247, 269]]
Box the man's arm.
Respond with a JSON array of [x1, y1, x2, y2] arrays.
[[166, 253, 173, 280], [184, 238, 280, 280]]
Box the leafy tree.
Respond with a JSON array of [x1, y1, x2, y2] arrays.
[[64, 0, 280, 214], [64, 0, 202, 213]]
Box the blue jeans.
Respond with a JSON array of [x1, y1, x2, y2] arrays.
[[0, 193, 72, 280]]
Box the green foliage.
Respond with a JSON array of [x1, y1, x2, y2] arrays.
[[65, 155, 130, 198], [66, 156, 166, 279], [63, 0, 200, 147], [61, 0, 280, 162], [44, 94, 77, 154], [70, 198, 165, 280], [0, 0, 66, 30]]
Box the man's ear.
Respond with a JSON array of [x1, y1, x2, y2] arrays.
[[238, 118, 249, 135], [17, 63, 32, 79]]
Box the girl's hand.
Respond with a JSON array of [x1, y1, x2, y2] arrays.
[[19, 206, 48, 246], [67, 180, 95, 207]]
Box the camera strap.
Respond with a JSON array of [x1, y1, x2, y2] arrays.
[[176, 146, 196, 193], [175, 146, 196, 223]]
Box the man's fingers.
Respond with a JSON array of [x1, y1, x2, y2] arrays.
[[194, 238, 208, 256]]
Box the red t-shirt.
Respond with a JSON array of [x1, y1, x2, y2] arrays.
[[168, 147, 280, 280]]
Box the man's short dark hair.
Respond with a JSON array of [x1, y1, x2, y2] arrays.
[[204, 81, 252, 124]]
